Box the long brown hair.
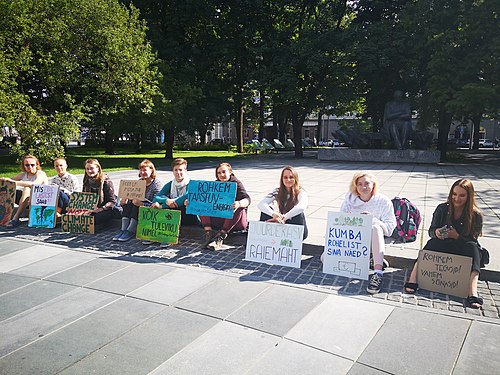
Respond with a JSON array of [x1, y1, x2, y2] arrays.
[[447, 178, 481, 236], [277, 166, 301, 213]]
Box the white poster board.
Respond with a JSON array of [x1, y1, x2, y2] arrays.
[[322, 212, 373, 280], [28, 184, 59, 228], [245, 220, 304, 268]]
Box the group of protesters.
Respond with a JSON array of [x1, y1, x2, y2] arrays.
[[0, 154, 486, 307]]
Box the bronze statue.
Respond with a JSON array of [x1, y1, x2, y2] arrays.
[[383, 90, 412, 150]]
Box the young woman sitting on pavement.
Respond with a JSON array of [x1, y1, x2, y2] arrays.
[[257, 166, 309, 239], [51, 157, 80, 214], [199, 162, 251, 251], [113, 159, 163, 242], [326, 171, 396, 294], [82, 158, 122, 226], [1, 155, 48, 228], [405, 178, 485, 309]]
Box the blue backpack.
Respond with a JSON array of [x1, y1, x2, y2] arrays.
[[391, 197, 422, 243]]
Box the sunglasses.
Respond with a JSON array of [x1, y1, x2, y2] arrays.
[[24, 163, 36, 167]]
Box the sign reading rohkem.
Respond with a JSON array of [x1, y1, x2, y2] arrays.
[[186, 180, 237, 219], [245, 221, 304, 268], [136, 207, 181, 244], [322, 212, 373, 280], [118, 179, 146, 200], [417, 250, 472, 298]]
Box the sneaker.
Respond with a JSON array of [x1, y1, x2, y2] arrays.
[[6, 219, 21, 228], [118, 230, 135, 242], [160, 243, 169, 248], [202, 230, 215, 248], [113, 230, 126, 241], [207, 232, 227, 251], [142, 240, 154, 245], [367, 273, 383, 294]]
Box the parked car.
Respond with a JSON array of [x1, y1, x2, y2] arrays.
[[318, 139, 340, 147], [479, 139, 494, 148]]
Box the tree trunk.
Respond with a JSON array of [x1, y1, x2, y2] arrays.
[[258, 89, 265, 141], [104, 126, 115, 155], [437, 109, 452, 161], [164, 127, 174, 159], [471, 114, 482, 150], [235, 90, 244, 153], [291, 107, 304, 158], [316, 111, 323, 144]]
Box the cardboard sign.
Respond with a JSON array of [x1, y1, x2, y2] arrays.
[[0, 180, 16, 226], [417, 250, 472, 298], [322, 212, 373, 280], [136, 207, 181, 244], [245, 221, 304, 268], [186, 180, 237, 219], [66, 192, 98, 215], [61, 214, 95, 234], [118, 179, 146, 200], [28, 184, 59, 228]]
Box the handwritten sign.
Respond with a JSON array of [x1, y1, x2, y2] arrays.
[[61, 214, 95, 234], [417, 250, 472, 298], [66, 192, 98, 214], [28, 184, 59, 228], [118, 179, 146, 200], [0, 180, 16, 226], [322, 212, 373, 280], [136, 207, 181, 244], [186, 180, 237, 219], [245, 221, 304, 268]]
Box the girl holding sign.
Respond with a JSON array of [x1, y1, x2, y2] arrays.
[[1, 155, 48, 228], [200, 162, 251, 251], [82, 158, 122, 226], [336, 172, 396, 294], [258, 166, 309, 239], [405, 179, 485, 309], [113, 159, 163, 242]]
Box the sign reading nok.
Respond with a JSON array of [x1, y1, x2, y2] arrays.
[[61, 192, 99, 234], [136, 207, 181, 244], [322, 212, 373, 280], [118, 179, 146, 200], [186, 180, 237, 219], [245, 221, 304, 268], [28, 184, 59, 228], [417, 250, 472, 298]]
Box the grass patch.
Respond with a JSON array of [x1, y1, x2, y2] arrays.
[[0, 147, 250, 177]]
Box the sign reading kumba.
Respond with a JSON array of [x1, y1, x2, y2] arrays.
[[61, 192, 98, 234], [323, 212, 373, 280], [118, 179, 146, 200]]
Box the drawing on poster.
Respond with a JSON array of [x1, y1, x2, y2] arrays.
[[28, 184, 59, 228], [0, 180, 16, 226]]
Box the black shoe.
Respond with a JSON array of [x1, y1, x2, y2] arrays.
[[207, 231, 227, 251], [367, 273, 383, 294]]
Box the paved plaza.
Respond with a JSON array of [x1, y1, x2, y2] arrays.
[[1, 153, 499, 374]]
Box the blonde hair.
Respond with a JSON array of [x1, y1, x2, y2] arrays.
[[349, 171, 378, 197], [20, 155, 42, 171], [138, 159, 157, 179], [172, 158, 187, 169]]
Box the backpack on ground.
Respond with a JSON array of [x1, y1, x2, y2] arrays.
[[391, 197, 422, 243]]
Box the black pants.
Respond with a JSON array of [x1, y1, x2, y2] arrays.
[[259, 212, 308, 240], [423, 238, 482, 273]]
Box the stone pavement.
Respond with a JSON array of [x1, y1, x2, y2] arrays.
[[1, 153, 500, 374]]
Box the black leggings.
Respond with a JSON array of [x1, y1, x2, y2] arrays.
[[423, 238, 482, 273], [259, 212, 308, 240]]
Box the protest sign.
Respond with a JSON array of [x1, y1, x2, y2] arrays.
[[61, 214, 95, 234], [28, 184, 59, 228], [417, 250, 471, 298], [0, 180, 16, 226], [136, 207, 181, 244], [118, 179, 146, 200], [186, 180, 237, 219], [322, 212, 373, 280], [66, 192, 98, 215], [245, 221, 304, 268]]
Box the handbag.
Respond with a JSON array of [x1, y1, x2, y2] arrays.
[[480, 245, 490, 268]]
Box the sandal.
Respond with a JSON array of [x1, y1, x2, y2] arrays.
[[5, 219, 21, 228], [467, 296, 483, 309], [404, 282, 419, 294]]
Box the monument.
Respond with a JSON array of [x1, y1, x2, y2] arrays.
[[383, 90, 412, 150]]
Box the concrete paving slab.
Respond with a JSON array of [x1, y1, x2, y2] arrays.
[[226, 284, 327, 336], [176, 275, 270, 319], [0, 273, 37, 295], [0, 238, 35, 256], [0, 244, 65, 272], [0, 297, 165, 374], [46, 257, 132, 286], [149, 321, 278, 375], [0, 280, 76, 322], [8, 250, 97, 279], [246, 338, 353, 375], [0, 288, 119, 357], [453, 320, 500, 375], [286, 294, 394, 360], [85, 262, 175, 295], [129, 267, 218, 305], [357, 308, 470, 375], [347, 363, 390, 375], [59, 307, 218, 375]]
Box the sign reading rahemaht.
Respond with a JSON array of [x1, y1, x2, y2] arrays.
[[136, 207, 181, 244], [186, 180, 237, 219], [417, 250, 472, 298], [118, 179, 146, 200], [61, 192, 99, 234], [322, 212, 373, 280], [28, 184, 59, 228], [245, 221, 304, 268]]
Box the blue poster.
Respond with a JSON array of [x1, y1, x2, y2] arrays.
[[186, 180, 237, 219]]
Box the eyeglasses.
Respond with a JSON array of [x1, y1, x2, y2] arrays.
[[24, 164, 36, 167]]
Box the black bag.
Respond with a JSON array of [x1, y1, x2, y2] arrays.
[[480, 245, 489, 268]]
